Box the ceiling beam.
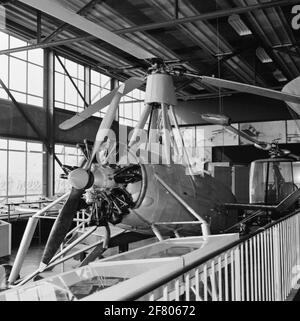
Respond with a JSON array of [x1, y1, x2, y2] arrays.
[[115, 0, 299, 34]]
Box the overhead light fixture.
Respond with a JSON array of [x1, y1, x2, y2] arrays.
[[228, 14, 252, 36], [273, 69, 287, 82], [256, 47, 273, 63]]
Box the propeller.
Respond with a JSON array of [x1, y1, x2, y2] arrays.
[[59, 77, 144, 130], [40, 187, 90, 267], [40, 85, 126, 268]]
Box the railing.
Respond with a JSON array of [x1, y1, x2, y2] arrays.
[[119, 211, 300, 301]]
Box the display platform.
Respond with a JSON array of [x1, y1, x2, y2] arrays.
[[0, 233, 238, 301]]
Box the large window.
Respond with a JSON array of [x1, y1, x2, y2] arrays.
[[0, 138, 43, 202], [54, 56, 85, 113], [54, 144, 84, 194], [0, 31, 44, 107]]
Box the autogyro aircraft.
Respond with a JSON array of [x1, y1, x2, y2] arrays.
[[6, 0, 300, 286]]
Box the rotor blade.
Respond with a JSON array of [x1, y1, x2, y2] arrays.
[[18, 0, 154, 60], [87, 85, 125, 167], [186, 74, 300, 105], [224, 125, 270, 150], [59, 77, 144, 130], [282, 76, 300, 116], [40, 187, 85, 267], [200, 113, 269, 149]]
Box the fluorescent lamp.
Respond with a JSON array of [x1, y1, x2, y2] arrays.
[[256, 47, 273, 63], [228, 14, 252, 36], [273, 69, 287, 82]]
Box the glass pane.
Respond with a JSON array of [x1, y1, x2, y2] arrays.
[[0, 54, 8, 84], [132, 89, 140, 100], [287, 120, 300, 143], [9, 139, 26, 150], [65, 77, 78, 106], [65, 104, 77, 112], [100, 74, 110, 88], [132, 102, 140, 121], [9, 35, 27, 59], [11, 91, 26, 103], [78, 65, 84, 80], [55, 155, 66, 194], [55, 72, 65, 102], [27, 64, 43, 97], [55, 145, 65, 154], [9, 57, 27, 92], [119, 103, 125, 118], [55, 101, 65, 109], [266, 161, 296, 204], [0, 31, 8, 50], [0, 150, 7, 196], [8, 151, 25, 195], [65, 155, 77, 166], [0, 139, 7, 149], [65, 58, 78, 78], [77, 80, 84, 107], [27, 142, 42, 152], [91, 70, 100, 85], [28, 48, 44, 66], [55, 56, 65, 73], [249, 161, 268, 204], [91, 84, 101, 104], [27, 152, 43, 195], [123, 102, 132, 119], [0, 88, 8, 99], [65, 146, 77, 154], [27, 95, 43, 107]]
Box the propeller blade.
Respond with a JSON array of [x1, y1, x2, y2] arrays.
[[40, 187, 86, 267], [59, 77, 144, 130], [87, 84, 125, 167], [191, 75, 300, 105], [18, 0, 154, 60], [282, 76, 300, 116]]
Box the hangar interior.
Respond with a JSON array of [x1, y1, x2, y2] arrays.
[[0, 0, 300, 301]]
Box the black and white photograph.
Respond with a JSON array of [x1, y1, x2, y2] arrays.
[[0, 0, 300, 307]]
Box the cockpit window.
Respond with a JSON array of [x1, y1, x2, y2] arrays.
[[250, 161, 297, 205]]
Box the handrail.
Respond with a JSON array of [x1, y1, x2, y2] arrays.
[[124, 209, 300, 300]]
